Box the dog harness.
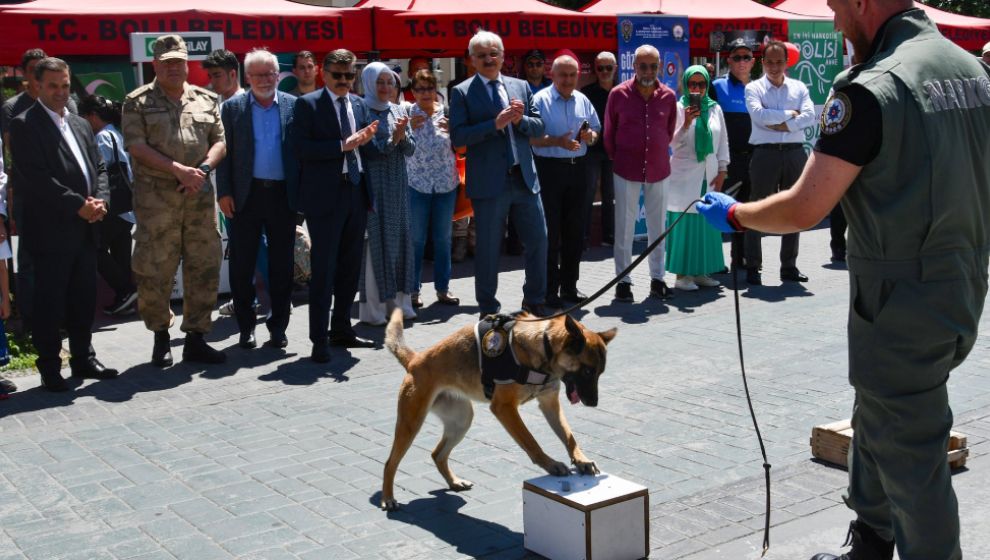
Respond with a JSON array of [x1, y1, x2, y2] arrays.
[[475, 314, 554, 400]]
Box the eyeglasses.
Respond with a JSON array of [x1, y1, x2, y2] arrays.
[[412, 86, 436, 93], [729, 55, 753, 62], [637, 63, 659, 72], [248, 72, 278, 80], [596, 65, 614, 72], [526, 61, 544, 68], [687, 80, 707, 90], [328, 71, 356, 80], [376, 80, 396, 88], [472, 50, 501, 59]]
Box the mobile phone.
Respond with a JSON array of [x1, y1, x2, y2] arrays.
[[689, 93, 702, 111]]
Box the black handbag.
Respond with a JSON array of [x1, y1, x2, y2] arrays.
[[107, 132, 133, 214]]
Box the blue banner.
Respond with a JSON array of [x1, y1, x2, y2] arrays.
[[616, 14, 690, 97]]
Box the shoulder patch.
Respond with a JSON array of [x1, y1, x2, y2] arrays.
[[820, 92, 852, 136]]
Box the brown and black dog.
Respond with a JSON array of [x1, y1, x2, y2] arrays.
[[380, 308, 617, 511]]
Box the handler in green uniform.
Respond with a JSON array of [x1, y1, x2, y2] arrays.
[[697, 1, 990, 558]]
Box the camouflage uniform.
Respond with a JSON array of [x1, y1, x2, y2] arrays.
[[122, 80, 224, 334]]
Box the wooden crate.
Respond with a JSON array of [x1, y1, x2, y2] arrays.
[[811, 419, 969, 469]]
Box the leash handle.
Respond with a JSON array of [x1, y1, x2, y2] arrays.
[[517, 198, 703, 322]]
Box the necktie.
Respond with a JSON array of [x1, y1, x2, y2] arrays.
[[489, 80, 515, 168], [337, 97, 361, 186]]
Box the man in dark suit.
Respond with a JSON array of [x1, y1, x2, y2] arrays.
[[217, 48, 298, 351], [8, 57, 118, 391], [450, 30, 547, 318], [293, 49, 378, 363]]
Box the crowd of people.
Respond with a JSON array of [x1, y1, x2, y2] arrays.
[[2, 29, 980, 395]]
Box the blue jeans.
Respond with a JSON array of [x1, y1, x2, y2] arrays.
[[409, 188, 457, 293]]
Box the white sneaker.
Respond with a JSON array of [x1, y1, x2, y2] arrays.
[[693, 275, 721, 287], [218, 300, 235, 316], [674, 276, 699, 291]]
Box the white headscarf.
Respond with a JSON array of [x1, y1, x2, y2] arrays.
[[361, 62, 393, 112]]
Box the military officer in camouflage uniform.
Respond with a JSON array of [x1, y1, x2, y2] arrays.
[[697, 1, 990, 558], [122, 35, 227, 367]]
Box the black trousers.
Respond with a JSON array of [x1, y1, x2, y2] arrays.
[[32, 241, 97, 375], [536, 156, 588, 297], [228, 183, 296, 337], [830, 204, 847, 255], [746, 146, 807, 270], [97, 214, 135, 297], [726, 149, 752, 268], [306, 178, 368, 345], [584, 150, 614, 244]]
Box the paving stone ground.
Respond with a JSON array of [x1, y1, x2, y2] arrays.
[[2, 226, 988, 559]]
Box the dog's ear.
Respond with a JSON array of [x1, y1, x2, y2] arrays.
[[564, 315, 586, 355], [597, 328, 617, 345]]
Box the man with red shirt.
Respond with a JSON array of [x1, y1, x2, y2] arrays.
[[604, 44, 678, 301]]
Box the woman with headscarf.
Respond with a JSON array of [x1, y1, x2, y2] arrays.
[[357, 62, 417, 325], [666, 66, 730, 291]]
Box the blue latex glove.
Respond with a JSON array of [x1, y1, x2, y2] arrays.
[[696, 192, 742, 233]]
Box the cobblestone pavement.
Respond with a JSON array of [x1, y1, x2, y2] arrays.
[[2, 227, 988, 559]]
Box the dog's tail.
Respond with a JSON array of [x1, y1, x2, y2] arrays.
[[385, 308, 415, 370]]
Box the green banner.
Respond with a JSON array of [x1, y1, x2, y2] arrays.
[[788, 20, 844, 105], [69, 60, 137, 101]]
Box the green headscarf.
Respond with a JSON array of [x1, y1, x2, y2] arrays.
[[680, 65, 718, 162]]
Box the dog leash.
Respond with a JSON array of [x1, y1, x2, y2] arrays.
[[518, 198, 773, 556]]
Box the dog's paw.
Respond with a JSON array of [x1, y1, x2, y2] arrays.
[[380, 497, 400, 511], [573, 459, 600, 475], [543, 459, 571, 476], [449, 478, 474, 492]]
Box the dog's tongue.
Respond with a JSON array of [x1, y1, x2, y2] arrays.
[[568, 388, 580, 405]]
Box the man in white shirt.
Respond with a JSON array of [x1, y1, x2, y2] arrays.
[[744, 40, 816, 285], [7, 57, 117, 391]]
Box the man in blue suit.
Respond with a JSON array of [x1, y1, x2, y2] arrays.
[[450, 31, 548, 317], [217, 49, 299, 351], [293, 49, 378, 363]]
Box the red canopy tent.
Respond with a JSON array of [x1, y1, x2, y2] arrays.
[[0, 0, 372, 64], [356, 0, 616, 57], [773, 0, 990, 51], [581, 0, 823, 54]]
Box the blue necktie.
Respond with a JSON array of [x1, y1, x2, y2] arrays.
[[489, 80, 515, 168], [338, 97, 361, 186]]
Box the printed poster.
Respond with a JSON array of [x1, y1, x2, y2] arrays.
[[788, 21, 844, 151]]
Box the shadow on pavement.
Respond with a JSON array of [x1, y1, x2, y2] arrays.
[[371, 490, 526, 558]]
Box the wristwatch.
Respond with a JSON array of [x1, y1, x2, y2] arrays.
[[199, 164, 212, 175]]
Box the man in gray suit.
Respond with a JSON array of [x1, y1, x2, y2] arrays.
[[450, 30, 547, 318], [216, 48, 298, 350]]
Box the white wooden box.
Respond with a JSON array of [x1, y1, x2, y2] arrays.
[[523, 472, 649, 560]]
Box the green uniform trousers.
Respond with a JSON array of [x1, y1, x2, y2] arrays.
[[846, 270, 986, 560], [132, 176, 222, 333]]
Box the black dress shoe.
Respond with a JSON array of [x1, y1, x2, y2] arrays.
[[183, 333, 227, 364], [152, 330, 173, 368], [239, 331, 257, 349], [559, 289, 587, 303], [545, 295, 564, 309], [746, 269, 763, 285], [831, 250, 847, 263], [265, 332, 289, 349], [70, 358, 119, 380], [327, 333, 376, 348], [614, 282, 634, 302], [39, 372, 69, 392], [311, 343, 331, 363], [781, 268, 809, 282], [649, 279, 673, 300]]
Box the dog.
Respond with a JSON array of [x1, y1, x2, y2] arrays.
[[380, 308, 617, 511]]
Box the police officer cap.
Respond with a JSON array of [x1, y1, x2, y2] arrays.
[[524, 49, 546, 62], [153, 35, 188, 61], [726, 38, 754, 53]]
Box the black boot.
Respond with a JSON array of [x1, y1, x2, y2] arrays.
[[811, 520, 895, 560], [152, 330, 173, 368], [182, 333, 227, 364]]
